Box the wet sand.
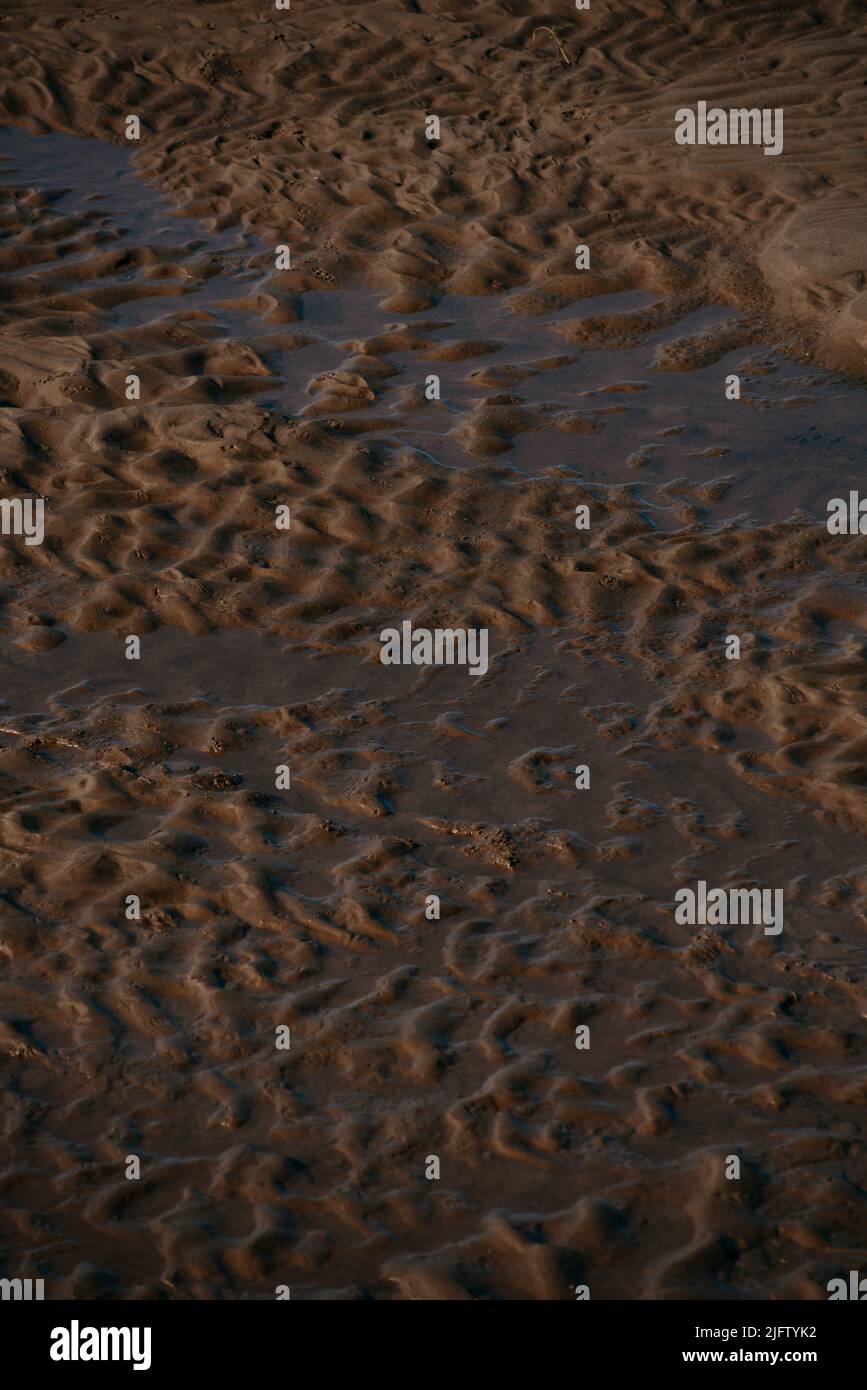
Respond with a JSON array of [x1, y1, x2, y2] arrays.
[[2, 4, 867, 1301]]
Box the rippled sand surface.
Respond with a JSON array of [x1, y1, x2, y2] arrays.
[[3, 6, 867, 1300]]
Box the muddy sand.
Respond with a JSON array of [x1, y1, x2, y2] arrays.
[[2, 2, 867, 1300]]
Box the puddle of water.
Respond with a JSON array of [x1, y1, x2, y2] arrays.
[[0, 127, 249, 259]]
